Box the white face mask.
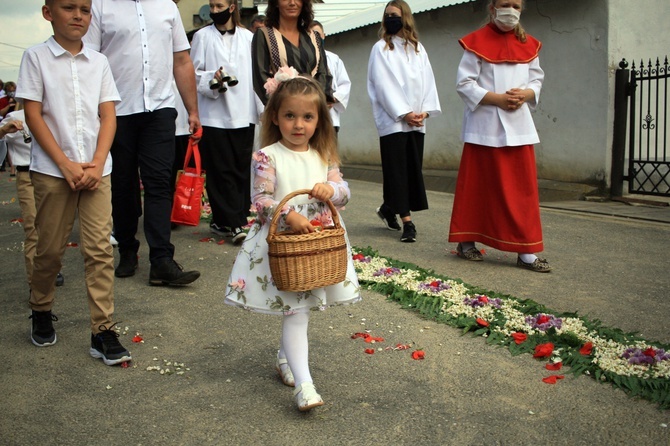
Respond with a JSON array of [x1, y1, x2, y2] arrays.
[[494, 7, 521, 32]]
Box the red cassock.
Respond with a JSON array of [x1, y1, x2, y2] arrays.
[[449, 24, 544, 254]]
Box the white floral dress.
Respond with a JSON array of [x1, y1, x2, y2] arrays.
[[224, 142, 361, 314]]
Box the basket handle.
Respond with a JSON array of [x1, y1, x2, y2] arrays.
[[268, 188, 342, 237]]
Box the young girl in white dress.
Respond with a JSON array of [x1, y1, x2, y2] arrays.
[[224, 73, 361, 411]]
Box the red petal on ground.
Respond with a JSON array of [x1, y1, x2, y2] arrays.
[[579, 342, 593, 356], [545, 362, 563, 371], [411, 350, 425, 360], [533, 342, 554, 358], [364, 349, 375, 355], [511, 332, 528, 344], [364, 336, 385, 343], [132, 335, 143, 343], [217, 239, 226, 245], [66, 242, 78, 247], [10, 218, 23, 223], [351, 332, 370, 340], [121, 361, 130, 368], [476, 318, 489, 327], [199, 237, 213, 242], [542, 375, 559, 384]]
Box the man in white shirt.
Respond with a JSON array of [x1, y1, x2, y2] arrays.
[[310, 21, 351, 133], [84, 0, 202, 286]]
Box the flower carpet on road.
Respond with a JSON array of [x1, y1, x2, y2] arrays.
[[352, 247, 670, 410]]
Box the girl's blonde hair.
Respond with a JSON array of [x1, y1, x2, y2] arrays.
[[488, 0, 527, 43], [379, 0, 420, 53], [261, 76, 340, 166]]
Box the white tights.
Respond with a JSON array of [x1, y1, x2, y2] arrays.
[[278, 312, 312, 387]]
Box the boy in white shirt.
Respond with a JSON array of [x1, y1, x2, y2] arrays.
[[16, 0, 131, 365]]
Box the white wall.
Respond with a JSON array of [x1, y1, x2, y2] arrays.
[[327, 0, 668, 185]]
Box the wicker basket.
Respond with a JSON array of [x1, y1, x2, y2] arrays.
[[267, 189, 348, 292]]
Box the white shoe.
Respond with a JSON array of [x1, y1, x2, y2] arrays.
[[293, 382, 324, 411], [275, 352, 295, 387], [110, 234, 118, 246]]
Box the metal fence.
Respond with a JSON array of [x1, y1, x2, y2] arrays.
[[611, 57, 669, 197]]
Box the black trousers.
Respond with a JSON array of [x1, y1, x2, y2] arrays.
[[111, 109, 177, 264], [379, 131, 428, 215], [200, 125, 255, 229]]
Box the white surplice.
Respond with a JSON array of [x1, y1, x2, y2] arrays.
[[191, 25, 261, 129], [367, 36, 441, 137], [456, 50, 544, 147]]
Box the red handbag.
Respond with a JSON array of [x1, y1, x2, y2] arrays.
[[171, 129, 206, 226]]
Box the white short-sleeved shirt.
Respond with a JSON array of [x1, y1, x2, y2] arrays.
[[83, 0, 190, 116], [16, 37, 120, 178]]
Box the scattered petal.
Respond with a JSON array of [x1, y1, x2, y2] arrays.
[[545, 362, 563, 371], [542, 375, 565, 384], [411, 350, 425, 360], [132, 335, 143, 343], [476, 318, 489, 327], [364, 348, 375, 355]]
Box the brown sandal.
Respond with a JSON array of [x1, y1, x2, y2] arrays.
[[516, 256, 552, 273], [456, 243, 483, 261]]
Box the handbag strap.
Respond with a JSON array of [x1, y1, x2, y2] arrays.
[[183, 128, 203, 174]]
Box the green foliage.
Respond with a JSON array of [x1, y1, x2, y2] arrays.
[[353, 246, 670, 410]]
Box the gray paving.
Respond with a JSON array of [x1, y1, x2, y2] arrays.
[[0, 169, 669, 445]]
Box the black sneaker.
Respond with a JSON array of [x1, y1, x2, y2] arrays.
[[149, 259, 200, 286], [400, 221, 417, 243], [231, 227, 247, 245], [90, 324, 132, 366], [376, 204, 401, 231], [30, 310, 58, 347], [55, 272, 64, 287], [210, 223, 232, 237], [115, 250, 138, 278]]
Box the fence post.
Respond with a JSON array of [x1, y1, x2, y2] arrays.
[[610, 59, 629, 198]]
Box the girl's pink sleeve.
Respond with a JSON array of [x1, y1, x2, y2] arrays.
[[251, 150, 291, 223], [326, 164, 350, 208]]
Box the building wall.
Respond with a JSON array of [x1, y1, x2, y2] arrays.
[[326, 0, 668, 185]]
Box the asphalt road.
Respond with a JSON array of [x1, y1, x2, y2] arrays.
[[0, 171, 669, 445]]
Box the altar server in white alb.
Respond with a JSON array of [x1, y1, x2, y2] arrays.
[[310, 20, 351, 134], [448, 0, 551, 273], [367, 0, 441, 243], [190, 0, 262, 245]]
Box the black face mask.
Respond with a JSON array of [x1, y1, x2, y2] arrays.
[[210, 8, 232, 26], [384, 16, 403, 35]]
